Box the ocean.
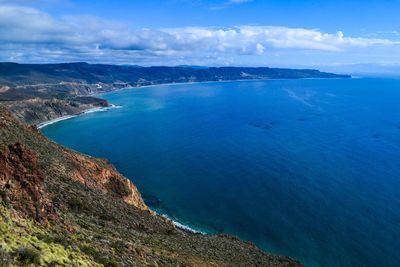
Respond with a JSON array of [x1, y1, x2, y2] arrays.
[[42, 78, 400, 267]]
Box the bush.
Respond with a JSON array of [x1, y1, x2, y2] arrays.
[[105, 260, 121, 267], [0, 190, 6, 200], [0, 247, 13, 265], [52, 235, 72, 248], [80, 245, 121, 266], [67, 196, 85, 211], [0, 190, 9, 206], [15, 247, 41, 265], [48, 260, 62, 267], [80, 245, 103, 263], [111, 240, 125, 254]]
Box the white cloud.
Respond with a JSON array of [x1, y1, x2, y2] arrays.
[[255, 43, 264, 54], [0, 4, 399, 65]]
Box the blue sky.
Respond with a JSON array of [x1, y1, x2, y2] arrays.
[[1, 0, 400, 72], [50, 0, 399, 35]]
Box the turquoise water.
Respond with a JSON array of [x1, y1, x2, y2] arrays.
[[43, 78, 400, 267]]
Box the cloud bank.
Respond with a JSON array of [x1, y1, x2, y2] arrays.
[[0, 4, 399, 65]]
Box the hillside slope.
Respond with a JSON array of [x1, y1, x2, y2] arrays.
[[0, 107, 301, 266]]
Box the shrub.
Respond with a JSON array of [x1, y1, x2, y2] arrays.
[[0, 190, 6, 200], [15, 247, 41, 265], [105, 260, 121, 267], [67, 196, 85, 211], [80, 245, 103, 263], [80, 245, 121, 266], [111, 240, 125, 254], [0, 247, 13, 266], [0, 190, 9, 206]]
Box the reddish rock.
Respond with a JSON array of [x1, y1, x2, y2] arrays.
[[63, 150, 147, 210], [0, 143, 56, 222]]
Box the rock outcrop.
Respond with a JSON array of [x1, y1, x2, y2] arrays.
[[63, 150, 147, 210], [3, 97, 109, 125], [0, 143, 55, 222]]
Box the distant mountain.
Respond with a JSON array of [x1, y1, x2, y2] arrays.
[[0, 62, 349, 87], [317, 63, 400, 77], [176, 65, 210, 69], [0, 62, 350, 125]]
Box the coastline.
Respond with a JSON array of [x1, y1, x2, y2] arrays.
[[38, 109, 209, 236], [37, 80, 254, 128], [97, 76, 353, 97], [37, 101, 209, 236], [37, 76, 353, 128], [36, 80, 260, 128], [37, 104, 121, 129], [160, 214, 206, 234], [37, 115, 77, 129], [37, 76, 353, 241]]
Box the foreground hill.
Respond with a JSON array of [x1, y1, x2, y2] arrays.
[[0, 62, 350, 125], [0, 106, 301, 266]]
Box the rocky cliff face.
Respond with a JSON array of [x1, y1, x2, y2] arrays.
[[61, 149, 147, 210], [0, 107, 145, 212], [0, 106, 301, 266], [3, 97, 110, 125], [0, 142, 56, 222]]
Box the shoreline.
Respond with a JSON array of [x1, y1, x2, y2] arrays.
[[160, 214, 206, 234], [38, 80, 264, 128], [96, 76, 353, 97], [37, 115, 77, 129], [35, 76, 355, 266], [37, 104, 121, 129], [37, 102, 204, 237], [38, 76, 353, 129], [37, 76, 352, 236]]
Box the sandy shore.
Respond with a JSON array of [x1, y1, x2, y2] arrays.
[[37, 104, 121, 129]]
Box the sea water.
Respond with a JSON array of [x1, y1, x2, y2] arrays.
[[42, 78, 400, 267]]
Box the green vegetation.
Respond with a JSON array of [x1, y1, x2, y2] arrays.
[[0, 206, 98, 266]]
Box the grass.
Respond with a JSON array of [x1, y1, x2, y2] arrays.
[[0, 205, 99, 266]]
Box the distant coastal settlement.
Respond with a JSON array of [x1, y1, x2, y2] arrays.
[[0, 62, 350, 126]]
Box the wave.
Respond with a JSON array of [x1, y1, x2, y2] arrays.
[[38, 104, 122, 129], [161, 214, 205, 234], [37, 115, 77, 129]]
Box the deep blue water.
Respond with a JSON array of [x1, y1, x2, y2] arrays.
[[43, 78, 400, 267]]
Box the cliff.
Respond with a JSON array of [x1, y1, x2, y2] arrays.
[[3, 97, 110, 126], [0, 106, 302, 266]]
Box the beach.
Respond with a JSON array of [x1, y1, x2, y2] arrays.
[[37, 105, 121, 129]]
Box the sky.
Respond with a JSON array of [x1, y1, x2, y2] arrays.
[[1, 0, 400, 72]]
